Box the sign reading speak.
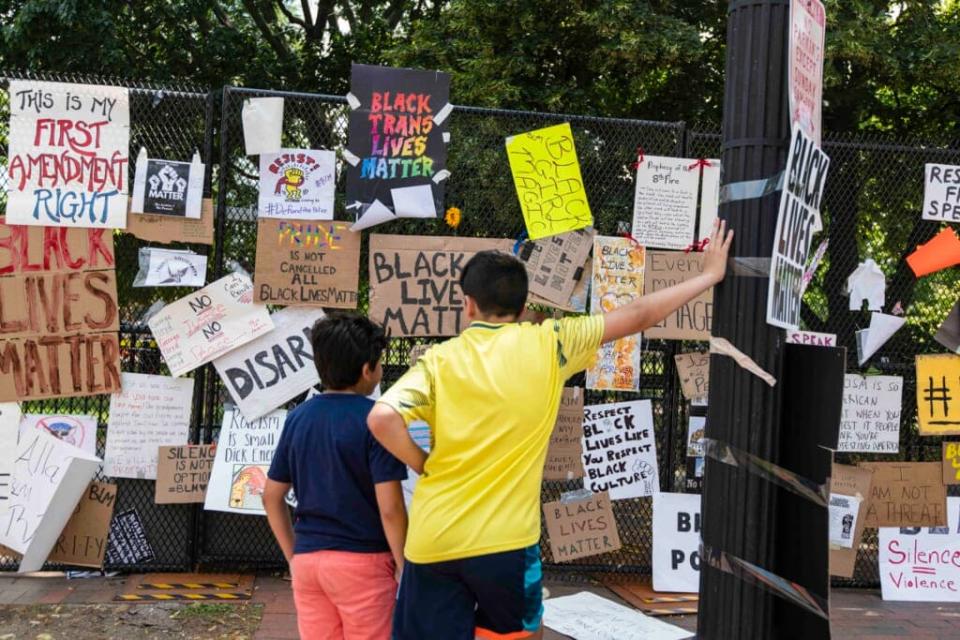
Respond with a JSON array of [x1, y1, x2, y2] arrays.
[[544, 388, 585, 481], [6, 80, 129, 228], [542, 491, 622, 562], [838, 374, 903, 453], [643, 251, 713, 340], [0, 218, 120, 401], [254, 219, 360, 308], [631, 156, 699, 251], [880, 497, 960, 602], [652, 492, 701, 593], [368, 234, 512, 337], [916, 354, 960, 436], [155, 445, 216, 504], [582, 400, 659, 500], [922, 164, 960, 222], [862, 462, 947, 528]]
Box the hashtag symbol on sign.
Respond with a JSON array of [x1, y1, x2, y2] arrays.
[[924, 376, 959, 425]]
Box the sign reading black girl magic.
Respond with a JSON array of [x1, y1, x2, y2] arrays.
[[347, 64, 451, 230], [766, 126, 830, 329]]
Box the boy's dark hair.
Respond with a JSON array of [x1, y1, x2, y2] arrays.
[[311, 313, 389, 390], [459, 250, 528, 317]]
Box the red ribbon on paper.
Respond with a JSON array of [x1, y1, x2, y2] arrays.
[[684, 238, 711, 254], [687, 158, 713, 171], [631, 146, 646, 171]]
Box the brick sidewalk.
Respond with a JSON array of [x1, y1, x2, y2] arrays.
[[2, 573, 959, 638]]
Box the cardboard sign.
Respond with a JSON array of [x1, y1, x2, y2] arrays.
[[767, 126, 829, 329], [506, 123, 593, 240], [19, 413, 98, 457], [838, 374, 903, 453], [631, 156, 699, 251], [861, 462, 947, 528], [922, 164, 960, 222], [104, 373, 194, 479], [643, 251, 713, 340], [214, 307, 325, 419], [543, 592, 691, 640], [6, 80, 129, 228], [124, 197, 215, 245], [582, 400, 659, 500], [586, 236, 644, 391], [674, 352, 709, 402], [517, 228, 594, 306], [916, 354, 960, 436], [149, 272, 274, 377], [0, 219, 120, 401], [0, 403, 21, 504], [880, 497, 960, 602], [259, 149, 336, 220], [542, 491, 622, 562], [0, 429, 101, 573], [786, 330, 836, 347], [47, 481, 117, 568], [368, 234, 512, 337], [830, 463, 874, 579], [544, 388, 585, 480], [155, 445, 216, 504], [134, 248, 207, 288], [132, 148, 204, 218], [944, 442, 960, 486], [652, 492, 701, 593], [205, 408, 287, 515], [254, 219, 360, 308], [347, 64, 451, 230], [104, 509, 154, 565], [788, 0, 825, 143]]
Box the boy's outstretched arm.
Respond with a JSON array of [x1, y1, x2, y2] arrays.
[[601, 220, 734, 344], [374, 480, 408, 579], [368, 404, 429, 474], [263, 478, 295, 563]]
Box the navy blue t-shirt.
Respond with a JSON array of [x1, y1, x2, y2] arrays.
[[267, 393, 407, 554]]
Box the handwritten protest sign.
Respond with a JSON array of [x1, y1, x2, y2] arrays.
[[544, 388, 585, 481], [543, 592, 691, 640], [104, 373, 194, 479], [20, 414, 98, 457], [880, 497, 960, 602], [506, 123, 593, 241], [543, 491, 622, 562], [205, 408, 287, 515], [586, 237, 644, 391], [0, 403, 21, 504], [582, 400, 659, 500], [104, 509, 154, 566], [944, 442, 960, 486], [830, 463, 873, 578], [517, 228, 594, 307], [47, 481, 116, 568], [348, 64, 451, 230], [254, 219, 360, 308], [6, 80, 129, 228], [149, 272, 273, 377], [369, 235, 512, 336], [155, 445, 215, 504], [131, 148, 204, 218], [861, 462, 947, 528], [838, 374, 903, 453], [259, 149, 336, 220], [0, 218, 120, 401], [644, 251, 713, 340], [788, 0, 825, 142], [125, 197, 215, 245], [922, 164, 960, 222], [214, 307, 324, 419], [767, 126, 829, 329], [631, 156, 699, 250], [786, 330, 836, 347], [916, 354, 960, 436], [674, 352, 709, 402], [134, 248, 207, 288], [0, 429, 101, 572], [652, 492, 701, 593]]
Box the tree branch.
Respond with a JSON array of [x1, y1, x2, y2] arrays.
[[212, 3, 239, 32], [275, 0, 307, 28], [242, 0, 293, 60]]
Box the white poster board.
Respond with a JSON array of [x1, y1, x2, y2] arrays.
[[214, 307, 325, 419], [880, 497, 960, 602], [148, 272, 274, 377], [104, 373, 194, 479], [698, 159, 721, 240], [582, 400, 659, 500], [543, 592, 691, 640], [258, 149, 336, 220], [402, 422, 431, 509], [837, 374, 903, 453], [6, 80, 129, 228], [0, 429, 101, 572], [788, 0, 825, 143], [922, 164, 960, 222], [631, 156, 699, 250], [19, 413, 98, 457], [0, 403, 22, 504], [205, 407, 287, 515], [653, 492, 701, 593], [131, 148, 204, 218]]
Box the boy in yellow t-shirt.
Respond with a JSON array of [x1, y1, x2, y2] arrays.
[[369, 221, 734, 640]]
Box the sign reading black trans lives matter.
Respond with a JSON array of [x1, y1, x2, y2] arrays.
[[766, 126, 829, 329]]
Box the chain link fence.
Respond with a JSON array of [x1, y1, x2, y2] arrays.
[[2, 74, 958, 587]]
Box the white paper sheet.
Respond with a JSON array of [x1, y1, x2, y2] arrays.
[[847, 259, 886, 311], [242, 97, 283, 155], [19, 413, 98, 457], [543, 592, 692, 640], [923, 163, 960, 222], [134, 248, 208, 288], [653, 492, 702, 593], [0, 403, 22, 504], [858, 312, 906, 365], [390, 184, 437, 219], [829, 493, 861, 549], [838, 374, 903, 453], [351, 199, 397, 231]]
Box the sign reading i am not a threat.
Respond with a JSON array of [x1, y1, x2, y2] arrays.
[[766, 126, 829, 330], [861, 462, 947, 528]]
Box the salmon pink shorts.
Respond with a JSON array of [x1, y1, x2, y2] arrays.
[[291, 550, 397, 640]]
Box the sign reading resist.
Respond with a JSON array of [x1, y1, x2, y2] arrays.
[[652, 492, 701, 593]]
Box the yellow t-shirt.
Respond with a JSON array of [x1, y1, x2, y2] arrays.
[[377, 315, 605, 564]]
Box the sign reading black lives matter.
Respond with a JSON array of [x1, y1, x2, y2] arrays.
[[766, 126, 830, 329], [347, 64, 451, 230]]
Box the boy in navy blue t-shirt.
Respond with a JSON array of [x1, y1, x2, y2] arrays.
[[264, 313, 408, 640]]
